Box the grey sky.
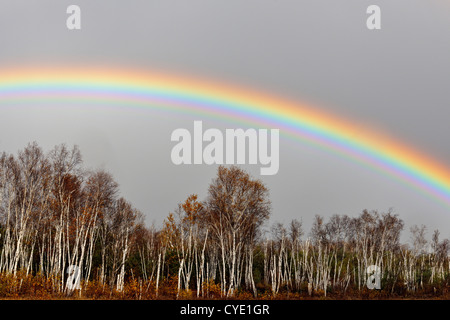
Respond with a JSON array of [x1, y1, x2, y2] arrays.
[[1, 0, 450, 242]]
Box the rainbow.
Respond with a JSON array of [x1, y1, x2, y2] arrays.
[[1, 67, 450, 208]]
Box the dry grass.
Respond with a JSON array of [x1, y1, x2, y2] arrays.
[[0, 271, 448, 300]]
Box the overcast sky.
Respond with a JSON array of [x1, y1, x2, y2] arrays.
[[1, 0, 450, 243]]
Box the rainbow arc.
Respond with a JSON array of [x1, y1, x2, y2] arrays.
[[1, 67, 450, 207]]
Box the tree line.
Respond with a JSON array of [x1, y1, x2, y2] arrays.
[[0, 143, 448, 298]]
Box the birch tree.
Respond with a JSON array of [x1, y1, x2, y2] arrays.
[[203, 165, 271, 297]]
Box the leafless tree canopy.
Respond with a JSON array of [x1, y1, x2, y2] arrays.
[[0, 143, 448, 299]]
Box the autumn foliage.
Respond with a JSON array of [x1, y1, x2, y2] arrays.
[[0, 143, 449, 299]]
